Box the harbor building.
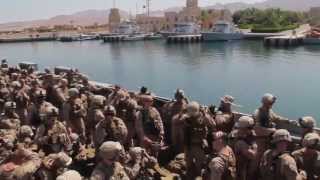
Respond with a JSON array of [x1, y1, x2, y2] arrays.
[[109, 8, 121, 32], [310, 7, 320, 26], [136, 15, 166, 32]]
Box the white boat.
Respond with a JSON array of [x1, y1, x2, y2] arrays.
[[78, 34, 97, 41], [103, 21, 148, 42], [161, 22, 201, 38], [202, 21, 244, 41]]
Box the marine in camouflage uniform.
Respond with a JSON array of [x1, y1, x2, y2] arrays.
[[214, 95, 237, 133], [206, 131, 236, 180], [0, 146, 41, 180], [260, 129, 305, 180], [232, 116, 258, 180], [298, 116, 317, 139], [124, 147, 157, 179], [35, 152, 73, 180], [0, 80, 10, 113], [135, 95, 164, 156], [292, 133, 320, 180], [10, 81, 30, 124], [182, 101, 215, 179], [87, 95, 105, 143], [35, 106, 71, 154], [90, 141, 129, 180], [17, 125, 37, 151], [253, 93, 297, 165], [0, 101, 20, 139], [63, 88, 87, 142], [163, 89, 188, 154], [94, 105, 128, 148], [27, 89, 53, 127]]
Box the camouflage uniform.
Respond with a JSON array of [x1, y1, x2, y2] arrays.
[[292, 133, 320, 180], [0, 147, 41, 180], [135, 95, 164, 156], [17, 125, 37, 151], [232, 116, 258, 180], [0, 101, 20, 139], [94, 105, 128, 147], [214, 95, 238, 133], [260, 129, 304, 180], [298, 116, 316, 139], [253, 93, 297, 166], [27, 89, 53, 126], [162, 89, 188, 153], [91, 141, 129, 180], [183, 101, 215, 179], [56, 170, 82, 180], [207, 131, 236, 180], [10, 81, 29, 124], [36, 152, 72, 180], [124, 147, 157, 179], [35, 106, 71, 154], [87, 95, 105, 142]]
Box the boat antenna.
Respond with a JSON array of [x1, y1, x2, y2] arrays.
[[113, 0, 116, 8], [146, 0, 150, 17]]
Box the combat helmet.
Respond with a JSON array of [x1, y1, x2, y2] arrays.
[[261, 93, 276, 104], [174, 89, 185, 100], [68, 88, 79, 98], [19, 125, 34, 137], [186, 101, 200, 117], [4, 101, 16, 109], [104, 105, 116, 116], [302, 132, 320, 148], [99, 141, 122, 160], [299, 116, 316, 129], [92, 95, 106, 107], [271, 129, 292, 143], [45, 106, 59, 117], [235, 116, 255, 129]]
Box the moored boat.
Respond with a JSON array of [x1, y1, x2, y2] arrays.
[[202, 20, 244, 41], [161, 22, 201, 38]]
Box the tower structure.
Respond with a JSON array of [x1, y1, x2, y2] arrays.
[[186, 0, 198, 9]]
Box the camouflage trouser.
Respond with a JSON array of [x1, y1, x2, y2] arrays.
[[185, 145, 206, 180]]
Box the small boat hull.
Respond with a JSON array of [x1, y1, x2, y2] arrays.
[[303, 38, 320, 45], [202, 32, 244, 41]]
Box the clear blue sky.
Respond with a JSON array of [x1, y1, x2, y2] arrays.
[[0, 0, 264, 23]]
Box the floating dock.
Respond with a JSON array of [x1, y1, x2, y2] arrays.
[[166, 34, 203, 43], [0, 37, 57, 43], [263, 35, 304, 47]]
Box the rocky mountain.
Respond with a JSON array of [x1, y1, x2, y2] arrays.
[[0, 9, 128, 31], [1, 0, 319, 31], [206, 0, 320, 12]]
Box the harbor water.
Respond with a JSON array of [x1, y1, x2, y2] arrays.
[[0, 40, 320, 120]]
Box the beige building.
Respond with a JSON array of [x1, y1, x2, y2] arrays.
[[135, 0, 232, 32], [136, 15, 166, 32], [109, 8, 121, 32], [310, 7, 320, 26]]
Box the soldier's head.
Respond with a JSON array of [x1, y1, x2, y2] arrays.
[[220, 95, 234, 109], [302, 132, 320, 150], [129, 147, 144, 161], [19, 125, 34, 138], [261, 93, 276, 109], [186, 101, 200, 117], [68, 88, 79, 100], [104, 105, 116, 117], [99, 141, 122, 165], [140, 95, 153, 108], [4, 101, 16, 114], [55, 152, 73, 168], [60, 78, 68, 88], [272, 129, 292, 152], [235, 116, 255, 133], [212, 131, 227, 152], [35, 89, 47, 102], [11, 81, 21, 90], [139, 86, 150, 95], [44, 106, 59, 125], [174, 89, 185, 102], [92, 95, 106, 108], [56, 170, 82, 180], [299, 116, 316, 133]]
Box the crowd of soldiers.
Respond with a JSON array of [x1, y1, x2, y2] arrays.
[[0, 59, 319, 180]]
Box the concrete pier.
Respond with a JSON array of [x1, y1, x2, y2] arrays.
[[264, 35, 304, 47], [166, 34, 202, 43]]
